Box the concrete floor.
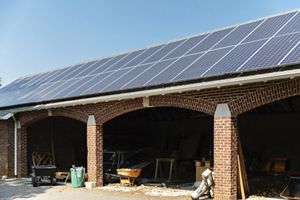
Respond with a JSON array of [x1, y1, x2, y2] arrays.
[[0, 179, 190, 200]]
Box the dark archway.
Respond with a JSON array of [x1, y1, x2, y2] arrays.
[[238, 95, 300, 197], [27, 116, 87, 175], [103, 106, 213, 185]]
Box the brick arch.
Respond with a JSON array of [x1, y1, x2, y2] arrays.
[[229, 78, 300, 116], [19, 108, 88, 127], [96, 95, 216, 124]]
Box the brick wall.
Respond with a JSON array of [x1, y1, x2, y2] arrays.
[[2, 77, 300, 199], [0, 119, 14, 177], [0, 120, 9, 177], [214, 116, 238, 200]]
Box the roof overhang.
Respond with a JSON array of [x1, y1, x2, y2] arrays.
[[0, 111, 13, 120], [2, 67, 300, 116]]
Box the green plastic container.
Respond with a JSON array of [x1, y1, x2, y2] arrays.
[[70, 166, 85, 188]]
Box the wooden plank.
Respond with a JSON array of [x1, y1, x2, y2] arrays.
[[238, 134, 249, 194], [237, 155, 246, 200]]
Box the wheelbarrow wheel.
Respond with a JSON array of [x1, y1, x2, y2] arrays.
[[50, 177, 56, 186], [32, 176, 38, 187]]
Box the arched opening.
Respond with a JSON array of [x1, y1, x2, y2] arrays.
[[238, 95, 300, 197], [27, 116, 87, 175], [103, 107, 213, 186]]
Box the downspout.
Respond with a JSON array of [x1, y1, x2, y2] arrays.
[[12, 113, 18, 177]]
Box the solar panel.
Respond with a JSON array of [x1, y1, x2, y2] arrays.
[[102, 63, 152, 92], [146, 53, 203, 85], [1, 10, 300, 109], [53, 76, 94, 99], [61, 72, 112, 97], [20, 73, 48, 88], [277, 12, 300, 35], [122, 45, 164, 68], [48, 64, 84, 83], [164, 34, 209, 59], [203, 39, 267, 77], [239, 33, 300, 71], [172, 47, 233, 81], [85, 68, 131, 95], [93, 54, 128, 74], [213, 20, 264, 49], [280, 41, 300, 64], [142, 40, 186, 64], [59, 61, 97, 81], [105, 50, 145, 71], [242, 12, 297, 43], [39, 79, 79, 100], [124, 59, 176, 89], [187, 27, 235, 55]]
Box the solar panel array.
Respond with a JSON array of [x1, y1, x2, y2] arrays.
[[1, 10, 300, 109]]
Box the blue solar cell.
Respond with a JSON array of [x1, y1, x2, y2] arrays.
[[79, 57, 113, 76], [0, 86, 35, 107], [146, 53, 203, 85], [65, 72, 112, 97], [187, 27, 235, 55], [204, 40, 267, 77], [240, 33, 300, 71], [39, 79, 80, 100], [53, 76, 92, 99], [58, 61, 98, 81], [102, 64, 152, 92], [36, 81, 66, 98], [23, 72, 57, 88], [243, 12, 296, 43], [142, 40, 186, 64], [18, 74, 45, 88], [84, 68, 131, 94], [92, 54, 128, 74], [0, 91, 16, 107], [164, 34, 209, 59], [124, 59, 176, 89], [122, 45, 164, 68], [61, 60, 98, 80], [213, 20, 263, 49], [106, 50, 145, 71], [173, 47, 233, 81], [16, 82, 54, 103], [24, 70, 61, 87], [278, 12, 300, 35], [0, 77, 31, 93], [280, 42, 300, 65], [47, 64, 84, 83]]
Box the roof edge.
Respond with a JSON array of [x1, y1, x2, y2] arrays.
[[5, 68, 300, 115]]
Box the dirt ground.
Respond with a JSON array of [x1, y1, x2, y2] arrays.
[[0, 178, 283, 200], [0, 179, 191, 200]]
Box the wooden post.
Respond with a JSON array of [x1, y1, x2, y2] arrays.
[[237, 155, 245, 200]]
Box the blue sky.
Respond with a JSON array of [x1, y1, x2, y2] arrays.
[[1, 0, 300, 85]]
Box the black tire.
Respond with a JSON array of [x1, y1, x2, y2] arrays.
[[32, 176, 38, 187], [50, 177, 56, 186]]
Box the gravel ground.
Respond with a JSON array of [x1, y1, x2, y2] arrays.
[[0, 179, 191, 200]]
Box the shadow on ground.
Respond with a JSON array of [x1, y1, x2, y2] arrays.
[[0, 178, 55, 200]]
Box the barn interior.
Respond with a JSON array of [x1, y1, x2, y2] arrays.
[[24, 97, 300, 196], [27, 117, 87, 175], [238, 95, 300, 197], [103, 107, 213, 186]]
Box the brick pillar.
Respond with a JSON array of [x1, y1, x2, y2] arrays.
[[214, 104, 237, 200], [17, 126, 27, 177], [0, 120, 9, 177], [87, 115, 103, 186]]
